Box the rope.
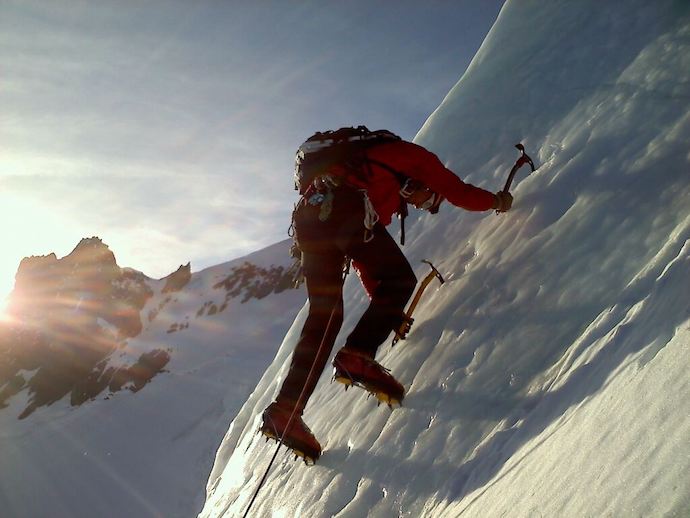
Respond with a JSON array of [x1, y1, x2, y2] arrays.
[[242, 269, 347, 518]]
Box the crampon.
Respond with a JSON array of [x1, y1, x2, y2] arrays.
[[260, 403, 321, 465], [332, 348, 405, 408]]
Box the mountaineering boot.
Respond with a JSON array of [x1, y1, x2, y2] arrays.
[[260, 402, 321, 464], [332, 347, 405, 407]]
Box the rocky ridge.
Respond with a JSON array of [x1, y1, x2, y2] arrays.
[[0, 237, 300, 419]]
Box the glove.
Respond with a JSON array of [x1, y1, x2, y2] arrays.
[[493, 191, 513, 212]]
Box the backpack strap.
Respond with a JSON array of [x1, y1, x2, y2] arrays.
[[398, 199, 408, 246], [365, 158, 408, 185]]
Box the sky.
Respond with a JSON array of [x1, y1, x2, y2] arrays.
[[0, 0, 504, 305]]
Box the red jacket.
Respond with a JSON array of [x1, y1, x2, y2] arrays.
[[344, 140, 495, 298], [356, 140, 496, 225]]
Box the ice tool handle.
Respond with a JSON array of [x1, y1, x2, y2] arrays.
[[392, 260, 445, 346], [499, 144, 536, 208]]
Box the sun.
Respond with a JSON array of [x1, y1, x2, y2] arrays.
[[0, 281, 16, 324], [0, 192, 80, 315], [0, 300, 13, 324]]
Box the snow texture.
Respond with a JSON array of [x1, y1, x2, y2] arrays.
[[201, 1, 690, 517]]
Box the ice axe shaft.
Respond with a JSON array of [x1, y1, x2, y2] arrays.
[[392, 260, 445, 346], [501, 143, 536, 195]]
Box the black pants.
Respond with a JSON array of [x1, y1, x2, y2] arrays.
[[277, 187, 416, 413]]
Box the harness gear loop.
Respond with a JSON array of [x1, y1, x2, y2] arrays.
[[360, 190, 379, 243], [318, 189, 334, 222]]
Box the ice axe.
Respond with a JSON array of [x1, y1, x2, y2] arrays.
[[498, 143, 536, 213], [392, 260, 445, 346]]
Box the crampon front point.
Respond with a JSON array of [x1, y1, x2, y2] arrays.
[[333, 373, 404, 408], [259, 426, 319, 465]]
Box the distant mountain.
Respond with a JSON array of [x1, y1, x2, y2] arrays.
[[0, 237, 306, 518], [1, 237, 161, 417], [0, 237, 300, 420]]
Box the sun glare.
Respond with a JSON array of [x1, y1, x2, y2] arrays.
[[0, 296, 11, 322], [0, 192, 80, 313]]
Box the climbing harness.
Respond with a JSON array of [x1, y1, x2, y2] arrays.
[[361, 190, 379, 243]]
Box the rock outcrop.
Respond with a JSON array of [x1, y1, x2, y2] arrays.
[[0, 237, 167, 418]]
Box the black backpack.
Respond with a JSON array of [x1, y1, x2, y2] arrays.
[[293, 126, 402, 194]]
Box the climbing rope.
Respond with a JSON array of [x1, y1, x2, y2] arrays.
[[242, 266, 348, 518]]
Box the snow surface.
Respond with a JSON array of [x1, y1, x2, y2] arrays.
[[0, 240, 306, 518], [201, 1, 690, 517]]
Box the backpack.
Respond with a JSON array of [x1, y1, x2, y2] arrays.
[[293, 125, 402, 194]]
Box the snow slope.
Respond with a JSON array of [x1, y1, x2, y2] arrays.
[[0, 240, 305, 518], [201, 1, 690, 517]]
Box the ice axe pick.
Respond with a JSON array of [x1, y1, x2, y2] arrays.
[[498, 143, 536, 213]]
